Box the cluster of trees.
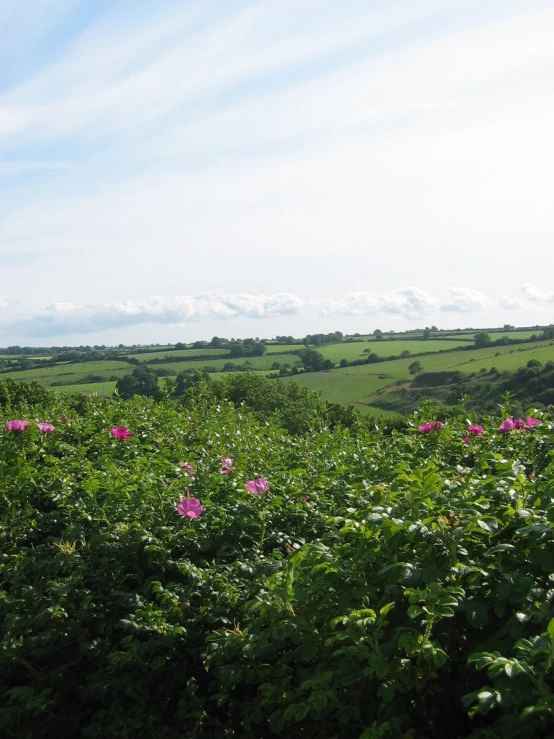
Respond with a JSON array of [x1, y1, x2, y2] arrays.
[[228, 338, 267, 358], [274, 335, 300, 345], [115, 366, 163, 400], [296, 348, 334, 371], [302, 331, 343, 346]]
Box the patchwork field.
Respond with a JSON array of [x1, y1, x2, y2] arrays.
[[2, 328, 553, 414], [287, 340, 554, 410]]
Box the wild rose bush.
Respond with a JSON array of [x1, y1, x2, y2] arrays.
[[1, 381, 554, 738]]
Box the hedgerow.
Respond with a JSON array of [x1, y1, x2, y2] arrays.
[[1, 382, 553, 738]]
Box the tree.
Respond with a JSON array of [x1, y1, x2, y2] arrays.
[[174, 368, 212, 396], [322, 359, 334, 370], [298, 348, 326, 371], [409, 361, 423, 376], [116, 366, 160, 400], [474, 332, 491, 348], [423, 328, 431, 340]]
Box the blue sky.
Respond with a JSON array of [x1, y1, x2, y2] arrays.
[[1, 0, 553, 344]]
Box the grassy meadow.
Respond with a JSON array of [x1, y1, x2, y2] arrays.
[[1, 328, 553, 415]]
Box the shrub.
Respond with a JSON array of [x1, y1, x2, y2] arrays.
[[1, 386, 553, 738]]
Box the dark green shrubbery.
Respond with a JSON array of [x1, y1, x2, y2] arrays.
[[1, 382, 554, 738], [373, 360, 554, 417]]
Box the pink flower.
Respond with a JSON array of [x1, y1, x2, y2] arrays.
[[462, 436, 471, 445], [245, 477, 269, 494], [181, 462, 195, 477], [418, 421, 444, 433], [513, 418, 526, 430], [526, 416, 541, 427], [37, 423, 55, 433], [468, 425, 484, 436], [302, 495, 310, 501], [219, 457, 233, 475], [177, 497, 205, 518], [498, 418, 514, 433], [110, 426, 133, 440], [5, 420, 30, 432]]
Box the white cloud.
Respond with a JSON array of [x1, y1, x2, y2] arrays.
[[6, 293, 305, 337], [2, 284, 554, 340], [498, 295, 524, 310], [380, 287, 437, 317], [315, 287, 436, 318], [521, 283, 554, 303], [316, 292, 382, 317], [440, 287, 490, 313]]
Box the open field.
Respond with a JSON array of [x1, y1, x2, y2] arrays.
[[2, 329, 553, 410], [315, 338, 474, 362], [0, 360, 132, 386], [126, 347, 229, 361], [54, 381, 118, 395], [148, 354, 297, 374], [287, 340, 554, 409]]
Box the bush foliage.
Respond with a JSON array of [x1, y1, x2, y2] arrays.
[[1, 380, 554, 738]]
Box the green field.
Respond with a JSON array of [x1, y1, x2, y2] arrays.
[[287, 340, 554, 408], [316, 338, 474, 362], [3, 329, 553, 409], [1, 360, 132, 386], [127, 347, 229, 361], [54, 381, 118, 395], [148, 354, 297, 374]]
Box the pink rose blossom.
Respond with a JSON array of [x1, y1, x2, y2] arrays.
[[245, 477, 269, 494], [177, 497, 205, 518], [418, 421, 444, 433], [110, 426, 133, 440], [498, 418, 514, 432], [37, 423, 55, 433], [5, 420, 30, 432], [468, 425, 484, 436], [462, 436, 471, 445], [526, 417, 541, 427], [181, 462, 195, 477], [513, 418, 526, 430], [219, 457, 233, 475]]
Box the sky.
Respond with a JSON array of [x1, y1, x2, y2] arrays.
[[0, 0, 553, 346]]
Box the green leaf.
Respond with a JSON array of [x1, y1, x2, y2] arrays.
[[466, 602, 488, 629]]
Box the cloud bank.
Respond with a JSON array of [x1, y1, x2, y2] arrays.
[[6, 293, 304, 337], [2, 284, 551, 338]]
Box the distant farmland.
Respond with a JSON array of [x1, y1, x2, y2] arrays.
[[1, 328, 553, 415]]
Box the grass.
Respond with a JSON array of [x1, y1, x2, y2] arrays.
[[3, 332, 553, 407], [1, 361, 132, 386], [54, 381, 118, 395], [315, 339, 474, 362], [126, 348, 229, 361], [287, 340, 554, 406], [148, 354, 298, 374]]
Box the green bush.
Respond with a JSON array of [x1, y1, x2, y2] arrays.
[[1, 385, 554, 738]]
